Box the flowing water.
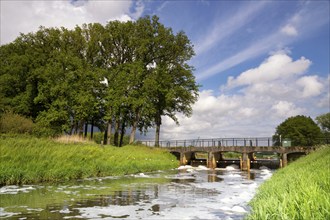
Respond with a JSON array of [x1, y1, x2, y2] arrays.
[[0, 165, 272, 219]]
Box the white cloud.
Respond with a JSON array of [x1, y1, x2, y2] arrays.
[[226, 52, 311, 88], [158, 52, 327, 140], [281, 24, 298, 36], [0, 0, 140, 44], [271, 101, 303, 118], [296, 76, 324, 98]]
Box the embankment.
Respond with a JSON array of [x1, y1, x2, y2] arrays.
[[0, 135, 178, 185], [247, 145, 330, 220]]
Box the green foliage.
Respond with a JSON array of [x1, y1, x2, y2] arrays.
[[247, 145, 330, 220], [0, 135, 179, 185], [316, 112, 330, 141], [0, 16, 199, 146], [273, 115, 322, 146], [316, 112, 330, 133], [0, 112, 34, 134]]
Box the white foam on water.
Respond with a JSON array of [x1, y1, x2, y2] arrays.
[[177, 165, 193, 170], [59, 208, 71, 214], [196, 165, 209, 170], [0, 207, 21, 218], [231, 205, 247, 213], [227, 173, 241, 178], [225, 165, 239, 170], [0, 185, 36, 195], [76, 205, 137, 219], [134, 173, 150, 178]]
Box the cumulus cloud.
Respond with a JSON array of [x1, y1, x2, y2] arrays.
[[159, 52, 327, 140], [0, 0, 140, 44], [226, 51, 311, 88], [296, 76, 324, 98], [271, 101, 303, 118]]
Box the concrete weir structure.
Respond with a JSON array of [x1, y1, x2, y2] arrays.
[[142, 138, 314, 171]]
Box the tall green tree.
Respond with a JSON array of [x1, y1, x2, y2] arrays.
[[0, 16, 198, 143], [140, 16, 199, 146], [273, 115, 322, 146]]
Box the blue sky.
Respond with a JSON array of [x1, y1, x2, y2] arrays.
[[1, 0, 329, 139]]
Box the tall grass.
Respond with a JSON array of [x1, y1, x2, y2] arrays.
[[247, 145, 330, 220], [0, 135, 178, 185]]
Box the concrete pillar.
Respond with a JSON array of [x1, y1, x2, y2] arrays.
[[207, 152, 217, 169], [180, 153, 187, 165], [241, 152, 250, 171], [281, 153, 287, 167]]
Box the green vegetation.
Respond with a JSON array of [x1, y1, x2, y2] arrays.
[[0, 15, 199, 146], [0, 135, 179, 185], [247, 145, 330, 220], [0, 112, 34, 134], [316, 112, 330, 142], [273, 115, 322, 146]]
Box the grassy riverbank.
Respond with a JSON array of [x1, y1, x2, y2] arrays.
[[0, 135, 179, 185], [247, 145, 330, 220]]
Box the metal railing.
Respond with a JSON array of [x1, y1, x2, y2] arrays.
[[140, 137, 274, 148]]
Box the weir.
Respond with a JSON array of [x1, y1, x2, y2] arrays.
[[142, 137, 314, 171]]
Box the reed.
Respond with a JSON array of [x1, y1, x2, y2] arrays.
[[0, 135, 179, 185], [247, 145, 330, 220]]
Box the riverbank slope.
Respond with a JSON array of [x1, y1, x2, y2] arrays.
[[0, 135, 178, 185], [247, 145, 330, 220]]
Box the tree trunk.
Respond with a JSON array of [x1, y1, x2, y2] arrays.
[[119, 120, 126, 147], [78, 121, 84, 137], [129, 109, 140, 144], [155, 114, 161, 147], [103, 126, 107, 145], [106, 119, 112, 145], [90, 119, 94, 139], [114, 119, 120, 146], [129, 125, 137, 145], [84, 122, 88, 139], [73, 121, 78, 135]]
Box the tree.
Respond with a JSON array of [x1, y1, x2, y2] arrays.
[[0, 16, 198, 144], [273, 115, 322, 146], [138, 16, 199, 146], [316, 112, 330, 133], [316, 112, 330, 144]]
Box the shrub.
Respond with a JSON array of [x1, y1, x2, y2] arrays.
[[0, 112, 34, 134]]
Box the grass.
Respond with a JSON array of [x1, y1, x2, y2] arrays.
[[0, 135, 179, 185], [247, 145, 330, 220]]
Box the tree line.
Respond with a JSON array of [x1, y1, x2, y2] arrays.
[[0, 16, 199, 146]]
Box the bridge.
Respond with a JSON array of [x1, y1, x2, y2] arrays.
[[141, 137, 316, 171]]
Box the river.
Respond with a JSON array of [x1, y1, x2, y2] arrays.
[[0, 165, 272, 219]]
